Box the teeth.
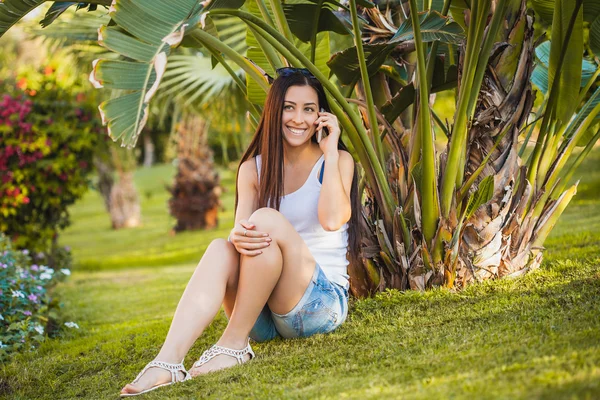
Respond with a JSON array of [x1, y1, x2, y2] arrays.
[[288, 127, 306, 135]]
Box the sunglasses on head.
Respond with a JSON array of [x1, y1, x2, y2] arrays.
[[275, 67, 316, 78]]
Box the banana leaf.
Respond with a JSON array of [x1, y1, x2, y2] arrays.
[[547, 0, 583, 126], [39, 2, 102, 28], [91, 0, 200, 148], [283, 2, 350, 42], [245, 0, 276, 105], [531, 41, 596, 94], [328, 11, 463, 86], [389, 11, 464, 45], [0, 0, 45, 37], [381, 63, 457, 123], [531, 0, 600, 55]]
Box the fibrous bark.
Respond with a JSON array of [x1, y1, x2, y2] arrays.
[[167, 114, 222, 232]]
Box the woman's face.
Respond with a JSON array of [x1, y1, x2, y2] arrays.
[[281, 85, 320, 148]]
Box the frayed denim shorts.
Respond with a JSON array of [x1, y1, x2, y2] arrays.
[[249, 263, 349, 342]]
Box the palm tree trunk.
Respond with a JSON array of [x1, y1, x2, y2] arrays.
[[167, 113, 222, 232], [109, 171, 142, 229], [108, 147, 142, 229]]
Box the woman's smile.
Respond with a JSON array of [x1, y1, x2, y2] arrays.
[[286, 126, 308, 136]]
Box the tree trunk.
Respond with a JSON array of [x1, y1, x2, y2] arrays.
[[93, 156, 114, 213], [167, 114, 222, 232], [109, 171, 141, 229], [143, 135, 155, 168]]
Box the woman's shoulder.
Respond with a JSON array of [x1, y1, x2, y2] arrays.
[[337, 150, 354, 169], [337, 149, 353, 161], [240, 156, 258, 170], [238, 157, 259, 184]]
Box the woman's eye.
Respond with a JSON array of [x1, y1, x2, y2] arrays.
[[305, 108, 315, 112], [284, 105, 293, 110]]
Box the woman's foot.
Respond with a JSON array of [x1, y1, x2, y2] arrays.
[[120, 361, 186, 396], [189, 339, 253, 377]]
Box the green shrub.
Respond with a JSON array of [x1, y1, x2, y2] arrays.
[[0, 64, 103, 255]]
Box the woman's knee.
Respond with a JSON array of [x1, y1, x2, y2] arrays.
[[249, 208, 286, 233], [206, 238, 237, 256]]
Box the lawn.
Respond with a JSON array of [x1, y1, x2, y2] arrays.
[[0, 150, 599, 399]]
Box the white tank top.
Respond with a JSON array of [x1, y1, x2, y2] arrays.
[[255, 154, 350, 289]]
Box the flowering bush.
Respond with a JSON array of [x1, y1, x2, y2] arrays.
[[0, 235, 76, 360], [0, 63, 103, 255]]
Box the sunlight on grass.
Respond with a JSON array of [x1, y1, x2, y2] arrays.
[[1, 151, 599, 399]]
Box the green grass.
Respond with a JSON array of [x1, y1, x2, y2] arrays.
[[1, 151, 599, 399], [61, 164, 237, 270]]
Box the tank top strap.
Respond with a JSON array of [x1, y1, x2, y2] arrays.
[[255, 155, 262, 183], [318, 158, 325, 184]]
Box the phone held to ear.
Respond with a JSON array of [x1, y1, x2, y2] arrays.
[[317, 108, 328, 143]]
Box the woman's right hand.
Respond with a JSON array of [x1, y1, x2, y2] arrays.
[[229, 219, 271, 256]]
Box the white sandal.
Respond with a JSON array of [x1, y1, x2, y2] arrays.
[[120, 360, 190, 397], [192, 342, 255, 371]]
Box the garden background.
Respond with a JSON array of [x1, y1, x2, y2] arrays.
[[1, 0, 600, 399]]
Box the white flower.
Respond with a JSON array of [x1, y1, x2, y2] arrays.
[[39, 272, 53, 280], [11, 290, 25, 298], [39, 265, 52, 273], [60, 269, 71, 276], [64, 322, 79, 329], [0, 314, 4, 321], [34, 325, 44, 335], [0, 341, 6, 349]]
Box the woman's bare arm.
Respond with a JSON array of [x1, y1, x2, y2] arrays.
[[230, 158, 271, 256], [317, 150, 354, 231]]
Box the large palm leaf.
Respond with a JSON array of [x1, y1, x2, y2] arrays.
[[88, 0, 202, 148]]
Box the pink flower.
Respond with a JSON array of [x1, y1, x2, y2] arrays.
[[23, 311, 32, 316], [27, 294, 38, 302]]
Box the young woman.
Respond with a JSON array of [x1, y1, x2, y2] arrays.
[[120, 68, 360, 397]]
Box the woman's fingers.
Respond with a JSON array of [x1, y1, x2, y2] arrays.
[[235, 237, 272, 244], [240, 241, 271, 250], [236, 229, 269, 238], [237, 248, 264, 256], [235, 220, 269, 238], [239, 219, 255, 229]]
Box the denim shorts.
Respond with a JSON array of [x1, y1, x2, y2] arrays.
[[249, 263, 349, 342]]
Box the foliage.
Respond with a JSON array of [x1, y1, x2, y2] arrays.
[[3, 147, 598, 398], [0, 62, 103, 254], [0, 235, 74, 361], [2, 0, 600, 295], [1, 172, 600, 397]]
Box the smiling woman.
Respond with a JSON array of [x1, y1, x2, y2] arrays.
[[119, 69, 361, 397], [281, 86, 320, 144]]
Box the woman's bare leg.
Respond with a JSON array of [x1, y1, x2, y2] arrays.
[[191, 208, 318, 375], [121, 238, 247, 395]]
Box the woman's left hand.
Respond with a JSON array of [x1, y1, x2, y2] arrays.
[[315, 111, 340, 157]]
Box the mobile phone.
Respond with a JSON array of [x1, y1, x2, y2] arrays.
[[317, 108, 327, 143]]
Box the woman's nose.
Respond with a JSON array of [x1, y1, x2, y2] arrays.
[[292, 110, 304, 124]]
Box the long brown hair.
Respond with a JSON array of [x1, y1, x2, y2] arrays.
[[234, 72, 361, 267]]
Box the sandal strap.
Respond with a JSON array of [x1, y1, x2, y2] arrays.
[[132, 360, 189, 384], [193, 342, 255, 368]]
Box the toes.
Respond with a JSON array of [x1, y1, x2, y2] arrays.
[[120, 384, 139, 395]]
